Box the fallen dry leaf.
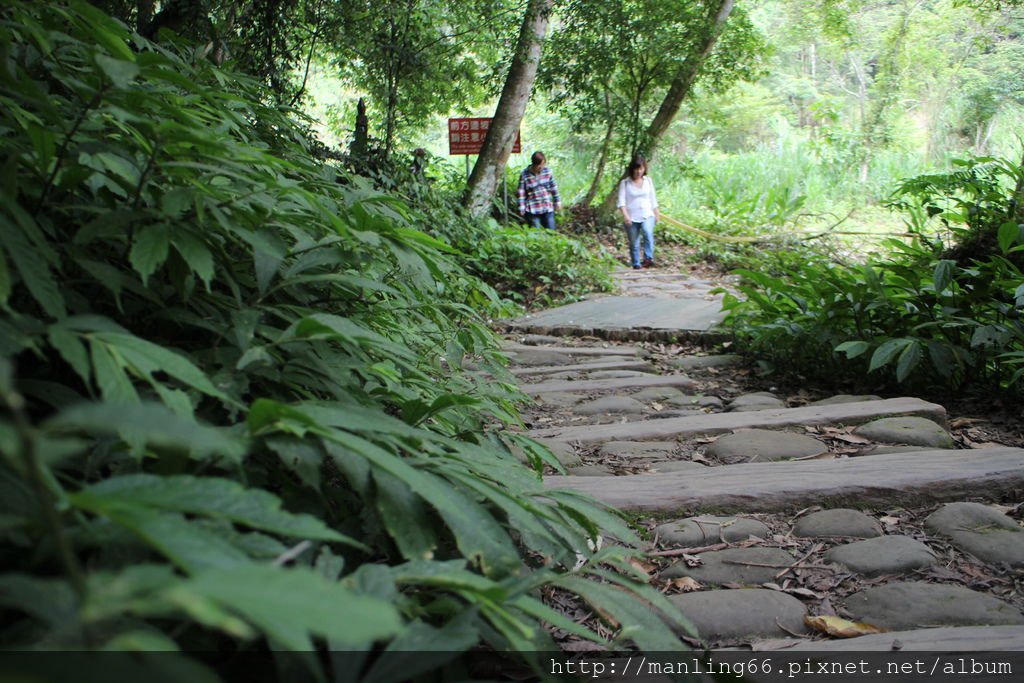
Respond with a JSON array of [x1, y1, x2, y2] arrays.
[[628, 557, 657, 576], [667, 577, 702, 592], [879, 515, 900, 526], [832, 433, 872, 444], [805, 615, 887, 638]]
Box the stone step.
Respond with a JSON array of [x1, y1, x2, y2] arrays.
[[529, 397, 946, 444], [502, 342, 643, 357], [505, 296, 726, 342], [509, 358, 652, 377], [753, 625, 1024, 652], [543, 446, 1024, 513], [521, 374, 698, 395]]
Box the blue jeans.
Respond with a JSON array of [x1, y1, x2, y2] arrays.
[[626, 216, 655, 266], [527, 211, 556, 230]]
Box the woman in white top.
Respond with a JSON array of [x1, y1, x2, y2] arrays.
[[616, 154, 659, 269]]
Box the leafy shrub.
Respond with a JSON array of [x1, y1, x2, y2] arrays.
[[470, 227, 617, 309], [0, 2, 691, 677], [720, 155, 1024, 396]]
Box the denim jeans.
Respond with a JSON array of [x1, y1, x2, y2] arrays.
[[626, 216, 655, 266], [527, 211, 556, 230]]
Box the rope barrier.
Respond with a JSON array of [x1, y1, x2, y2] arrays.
[[658, 215, 914, 243], [658, 214, 766, 244]]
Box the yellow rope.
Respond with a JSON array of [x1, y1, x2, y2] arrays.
[[659, 214, 765, 244]]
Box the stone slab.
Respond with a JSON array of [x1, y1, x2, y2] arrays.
[[826, 536, 936, 576], [586, 370, 654, 379], [728, 393, 787, 412], [507, 296, 724, 335], [575, 396, 648, 415], [566, 465, 615, 477], [502, 343, 642, 357], [754, 625, 1024, 651], [630, 387, 687, 402], [599, 441, 677, 458], [530, 397, 946, 445], [669, 589, 809, 642], [647, 461, 710, 474], [669, 355, 743, 370], [706, 429, 827, 464], [843, 582, 1024, 630], [662, 547, 797, 585], [793, 509, 882, 538], [505, 349, 575, 366], [925, 502, 1024, 566], [509, 359, 652, 377], [810, 394, 883, 406], [656, 515, 770, 547], [533, 392, 587, 409], [854, 416, 955, 449], [543, 447, 1024, 513], [522, 374, 697, 396]]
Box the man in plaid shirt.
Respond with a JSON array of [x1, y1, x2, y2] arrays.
[[517, 151, 562, 230]]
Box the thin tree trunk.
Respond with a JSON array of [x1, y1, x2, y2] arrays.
[[599, 0, 735, 214], [464, 0, 555, 218], [583, 93, 616, 207]]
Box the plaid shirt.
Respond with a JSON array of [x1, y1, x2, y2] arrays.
[[517, 166, 561, 215]]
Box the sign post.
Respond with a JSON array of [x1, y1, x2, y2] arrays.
[[448, 118, 521, 224]]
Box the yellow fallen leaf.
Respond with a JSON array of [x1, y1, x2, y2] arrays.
[[805, 615, 887, 638]]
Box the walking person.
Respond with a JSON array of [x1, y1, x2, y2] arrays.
[[617, 154, 659, 269], [517, 151, 562, 230]]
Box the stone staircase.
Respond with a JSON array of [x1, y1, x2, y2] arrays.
[[501, 268, 1024, 651]]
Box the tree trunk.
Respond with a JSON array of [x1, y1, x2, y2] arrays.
[[137, 0, 155, 33], [585, 90, 614, 208], [464, 0, 554, 218], [598, 0, 735, 214], [351, 97, 369, 162]]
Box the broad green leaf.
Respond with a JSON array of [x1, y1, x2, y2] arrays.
[[266, 437, 323, 490], [48, 326, 91, 385], [184, 566, 403, 650], [129, 224, 170, 285], [932, 259, 956, 294], [0, 246, 10, 304], [69, 504, 252, 573], [373, 469, 439, 561], [895, 341, 922, 382], [89, 340, 139, 404], [0, 574, 77, 627], [363, 614, 477, 683], [92, 332, 233, 404], [0, 213, 65, 318], [95, 54, 140, 87], [171, 231, 214, 289], [998, 220, 1019, 254], [868, 338, 910, 373], [556, 576, 690, 650], [834, 340, 869, 359], [74, 474, 360, 546], [323, 432, 520, 576], [46, 402, 245, 462]]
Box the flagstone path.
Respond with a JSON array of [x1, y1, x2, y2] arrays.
[[502, 267, 1024, 651]]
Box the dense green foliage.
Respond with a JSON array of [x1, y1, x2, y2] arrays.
[[719, 155, 1024, 396], [0, 2, 690, 676], [471, 227, 616, 308]]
